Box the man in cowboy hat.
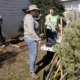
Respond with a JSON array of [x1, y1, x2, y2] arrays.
[[23, 4, 41, 79]]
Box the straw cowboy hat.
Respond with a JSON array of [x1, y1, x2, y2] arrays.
[[26, 4, 40, 12]]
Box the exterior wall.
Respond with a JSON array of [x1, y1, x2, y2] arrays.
[[63, 0, 80, 22], [0, 0, 30, 38], [63, 0, 80, 11]]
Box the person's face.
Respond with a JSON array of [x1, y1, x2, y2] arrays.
[[30, 10, 38, 17], [49, 9, 55, 15]]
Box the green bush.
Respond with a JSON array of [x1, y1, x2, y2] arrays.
[[55, 20, 80, 80], [31, 0, 65, 15]]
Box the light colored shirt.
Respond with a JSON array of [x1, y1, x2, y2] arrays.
[[46, 13, 59, 29], [23, 14, 40, 41], [0, 15, 2, 19], [0, 15, 2, 24]]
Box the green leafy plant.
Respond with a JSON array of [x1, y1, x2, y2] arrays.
[[55, 19, 80, 80], [31, 0, 65, 15]]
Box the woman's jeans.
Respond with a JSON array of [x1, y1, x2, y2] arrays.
[[0, 25, 5, 45], [24, 37, 37, 72]]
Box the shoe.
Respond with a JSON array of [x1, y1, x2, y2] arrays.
[[29, 72, 39, 79], [2, 45, 6, 48]]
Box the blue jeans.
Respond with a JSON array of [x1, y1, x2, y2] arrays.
[[24, 37, 38, 72], [0, 25, 5, 45]]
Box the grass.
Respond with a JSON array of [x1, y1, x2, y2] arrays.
[[0, 42, 47, 80]]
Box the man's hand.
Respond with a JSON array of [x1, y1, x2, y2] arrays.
[[39, 14, 42, 17], [52, 28, 56, 32], [38, 40, 42, 46]]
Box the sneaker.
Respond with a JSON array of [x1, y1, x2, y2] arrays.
[[2, 45, 6, 48], [29, 72, 39, 79]]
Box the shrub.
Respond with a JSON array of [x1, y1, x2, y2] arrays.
[[55, 19, 80, 80]]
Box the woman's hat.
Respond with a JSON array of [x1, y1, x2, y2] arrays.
[[26, 4, 40, 12]]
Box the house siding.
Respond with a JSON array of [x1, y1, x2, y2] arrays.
[[63, 0, 80, 21], [0, 0, 30, 38], [63, 0, 80, 11]]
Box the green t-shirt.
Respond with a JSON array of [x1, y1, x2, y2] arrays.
[[46, 13, 59, 29]]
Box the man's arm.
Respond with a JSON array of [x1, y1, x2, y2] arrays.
[[34, 14, 42, 21], [46, 17, 56, 31]]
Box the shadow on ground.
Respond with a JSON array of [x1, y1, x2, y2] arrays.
[[0, 51, 18, 68], [35, 51, 55, 74], [6, 39, 24, 45], [0, 38, 29, 68], [10, 39, 24, 44]]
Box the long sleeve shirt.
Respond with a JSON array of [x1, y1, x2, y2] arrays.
[[0, 15, 2, 24], [23, 14, 40, 41]]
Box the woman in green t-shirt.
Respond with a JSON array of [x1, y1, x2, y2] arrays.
[[46, 6, 59, 42]]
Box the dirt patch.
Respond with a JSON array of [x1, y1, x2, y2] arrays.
[[0, 39, 53, 80]]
